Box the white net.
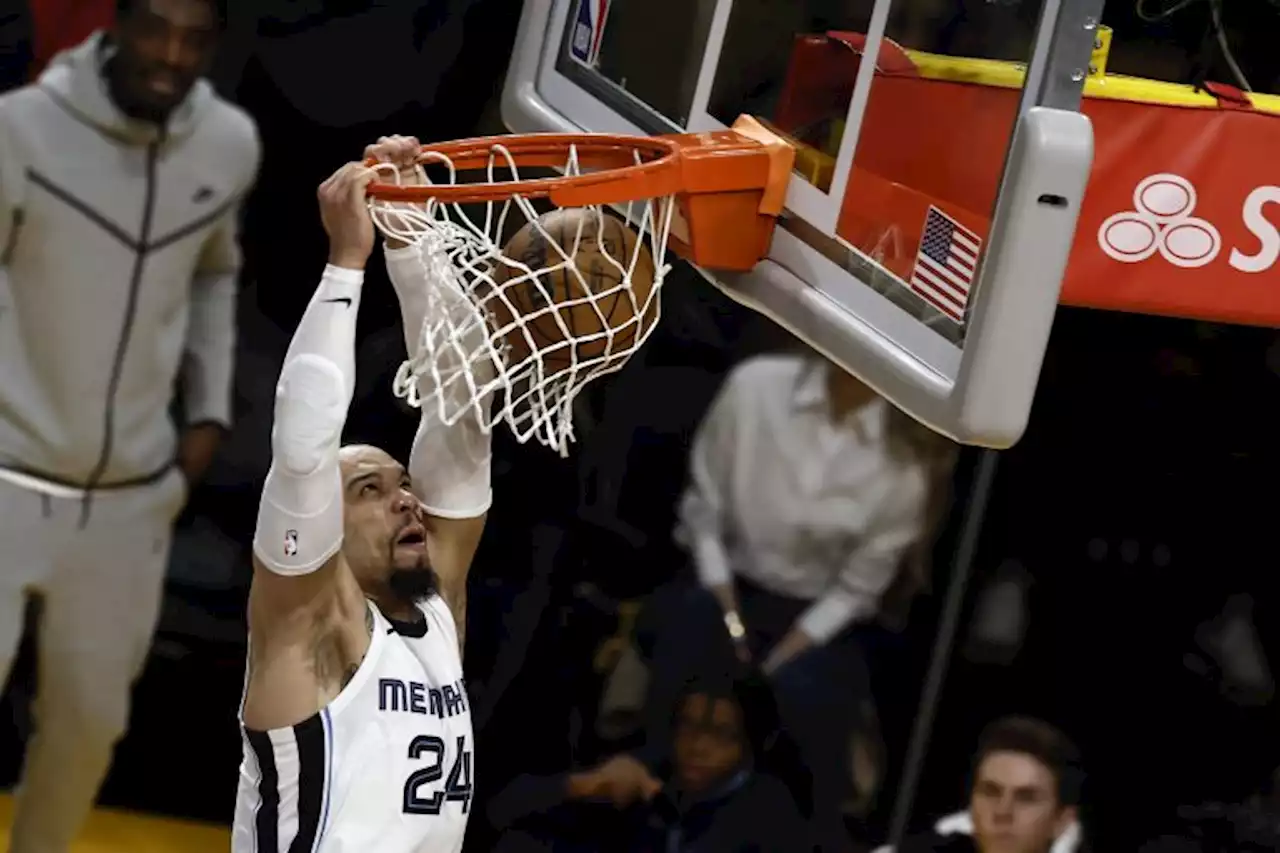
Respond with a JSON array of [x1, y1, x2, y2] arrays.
[[368, 142, 675, 456]]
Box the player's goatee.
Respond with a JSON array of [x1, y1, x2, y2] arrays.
[[388, 563, 439, 605]]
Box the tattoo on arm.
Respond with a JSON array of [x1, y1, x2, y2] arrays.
[[314, 604, 374, 691], [343, 607, 374, 688], [312, 636, 344, 693]]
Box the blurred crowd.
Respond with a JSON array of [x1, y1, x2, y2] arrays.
[[1, 1, 1279, 853]]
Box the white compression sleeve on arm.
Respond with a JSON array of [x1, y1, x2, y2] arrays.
[[385, 245, 492, 518], [253, 265, 364, 575]]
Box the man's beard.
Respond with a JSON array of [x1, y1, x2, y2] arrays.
[[387, 560, 439, 606]]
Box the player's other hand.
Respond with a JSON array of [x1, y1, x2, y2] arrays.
[[568, 754, 662, 808], [365, 135, 423, 185], [318, 162, 377, 270]]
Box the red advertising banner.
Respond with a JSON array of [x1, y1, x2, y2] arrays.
[[775, 33, 1280, 327], [28, 0, 116, 78]]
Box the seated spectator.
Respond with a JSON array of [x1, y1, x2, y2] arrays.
[[488, 672, 812, 853], [651, 350, 953, 851], [885, 716, 1084, 853]]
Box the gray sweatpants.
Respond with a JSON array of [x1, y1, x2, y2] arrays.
[[0, 468, 186, 852]]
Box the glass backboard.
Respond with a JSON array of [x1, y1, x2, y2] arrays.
[[503, 0, 1102, 447]]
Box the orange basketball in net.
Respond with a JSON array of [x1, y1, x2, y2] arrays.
[[489, 208, 658, 372]]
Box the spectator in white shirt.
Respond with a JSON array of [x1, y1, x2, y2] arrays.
[[644, 350, 953, 852]]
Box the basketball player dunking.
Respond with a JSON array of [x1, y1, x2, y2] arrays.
[[232, 139, 491, 852]]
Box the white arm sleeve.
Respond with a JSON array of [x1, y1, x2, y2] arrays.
[[252, 265, 364, 575], [385, 245, 492, 518]]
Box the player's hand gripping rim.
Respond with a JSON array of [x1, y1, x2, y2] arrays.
[[365, 135, 432, 251], [319, 161, 379, 270], [365, 135, 426, 189]]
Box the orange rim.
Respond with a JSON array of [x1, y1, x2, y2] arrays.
[[364, 133, 685, 206], [362, 117, 797, 272]]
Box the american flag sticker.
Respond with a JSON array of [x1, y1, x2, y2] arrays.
[[909, 206, 982, 324]]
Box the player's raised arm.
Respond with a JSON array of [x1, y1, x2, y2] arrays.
[[367, 135, 492, 641], [249, 162, 377, 621]]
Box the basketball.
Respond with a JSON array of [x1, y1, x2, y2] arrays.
[[488, 208, 658, 371]]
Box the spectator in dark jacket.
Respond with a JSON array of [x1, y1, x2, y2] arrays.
[[489, 672, 813, 853]]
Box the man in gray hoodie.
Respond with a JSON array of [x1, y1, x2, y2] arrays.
[[0, 0, 259, 848]]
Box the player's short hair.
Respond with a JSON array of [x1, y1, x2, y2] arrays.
[[972, 716, 1083, 807], [116, 0, 226, 28]]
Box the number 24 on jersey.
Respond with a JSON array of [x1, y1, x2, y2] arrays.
[[402, 734, 473, 815]]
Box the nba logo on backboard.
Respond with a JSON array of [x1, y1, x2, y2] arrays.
[[284, 529, 299, 557], [570, 0, 611, 67]]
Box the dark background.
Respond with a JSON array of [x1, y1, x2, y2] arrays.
[[0, 0, 1278, 850]]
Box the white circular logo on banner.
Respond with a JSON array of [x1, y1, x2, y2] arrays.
[[1098, 173, 1221, 269]]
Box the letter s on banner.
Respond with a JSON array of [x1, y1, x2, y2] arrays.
[[1231, 186, 1280, 274]]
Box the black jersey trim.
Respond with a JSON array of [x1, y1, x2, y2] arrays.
[[245, 728, 280, 853], [289, 713, 327, 852], [244, 712, 332, 853], [386, 613, 429, 638]]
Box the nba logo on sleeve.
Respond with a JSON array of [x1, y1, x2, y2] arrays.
[[570, 0, 611, 67], [284, 529, 299, 557]]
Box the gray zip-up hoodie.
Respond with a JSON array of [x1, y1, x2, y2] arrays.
[[0, 32, 260, 489]]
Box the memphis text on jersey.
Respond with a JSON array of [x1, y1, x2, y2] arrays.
[[379, 676, 469, 719]]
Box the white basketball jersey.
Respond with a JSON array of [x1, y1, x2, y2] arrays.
[[233, 597, 473, 853]]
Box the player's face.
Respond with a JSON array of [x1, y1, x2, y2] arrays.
[[672, 693, 745, 795], [970, 751, 1075, 853], [107, 0, 217, 122], [339, 446, 438, 610]]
